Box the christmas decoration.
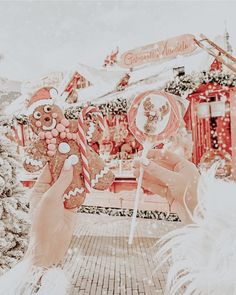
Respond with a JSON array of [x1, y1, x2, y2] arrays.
[[0, 136, 29, 275], [194, 34, 236, 74], [23, 87, 114, 209], [15, 115, 28, 126], [64, 97, 130, 119], [116, 73, 130, 91], [77, 106, 105, 192], [127, 90, 180, 244], [182, 60, 234, 178], [128, 90, 180, 144], [103, 47, 119, 67], [64, 72, 92, 104], [164, 69, 236, 97], [119, 34, 197, 68]]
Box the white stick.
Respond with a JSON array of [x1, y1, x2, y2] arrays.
[[128, 165, 144, 245], [128, 142, 152, 245]]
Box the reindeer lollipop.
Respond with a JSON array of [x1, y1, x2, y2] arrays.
[[128, 90, 180, 244], [23, 87, 114, 209]]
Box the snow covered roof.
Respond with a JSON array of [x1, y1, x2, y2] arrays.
[[54, 63, 126, 106], [4, 35, 228, 116], [57, 63, 125, 94], [4, 63, 126, 115], [87, 35, 228, 106], [69, 49, 212, 107]]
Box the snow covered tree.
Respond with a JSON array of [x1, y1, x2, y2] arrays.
[[0, 134, 29, 275]]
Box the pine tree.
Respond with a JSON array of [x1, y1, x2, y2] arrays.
[[0, 134, 29, 275]]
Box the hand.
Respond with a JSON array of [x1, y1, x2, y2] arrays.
[[133, 149, 199, 222], [26, 159, 77, 268]]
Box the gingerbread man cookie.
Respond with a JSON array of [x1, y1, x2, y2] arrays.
[[23, 87, 114, 209]]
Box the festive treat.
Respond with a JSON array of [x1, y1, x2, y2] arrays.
[[23, 87, 114, 209], [127, 90, 180, 245], [83, 110, 105, 144], [128, 90, 180, 144], [142, 97, 170, 134]]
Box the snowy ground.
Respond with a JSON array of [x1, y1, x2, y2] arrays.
[[63, 213, 183, 295]]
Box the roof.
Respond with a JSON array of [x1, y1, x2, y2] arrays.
[[4, 35, 228, 116], [4, 63, 126, 115], [57, 63, 126, 96]]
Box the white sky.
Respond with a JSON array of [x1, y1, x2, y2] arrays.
[[0, 0, 236, 81]]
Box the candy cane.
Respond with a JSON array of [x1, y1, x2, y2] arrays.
[[77, 106, 105, 192]]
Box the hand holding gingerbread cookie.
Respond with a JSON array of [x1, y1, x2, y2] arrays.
[[23, 87, 114, 209]]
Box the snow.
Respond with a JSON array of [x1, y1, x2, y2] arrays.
[[57, 63, 126, 104], [4, 93, 28, 116], [2, 34, 228, 116], [0, 77, 21, 93], [4, 64, 126, 115]]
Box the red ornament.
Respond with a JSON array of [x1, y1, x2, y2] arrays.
[[210, 57, 223, 72]]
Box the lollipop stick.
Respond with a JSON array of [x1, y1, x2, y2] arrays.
[[128, 165, 144, 245], [128, 142, 152, 245]]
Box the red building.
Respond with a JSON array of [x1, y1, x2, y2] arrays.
[[184, 60, 235, 177]]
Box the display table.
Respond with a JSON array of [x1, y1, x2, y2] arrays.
[[109, 169, 137, 193], [109, 177, 137, 193]]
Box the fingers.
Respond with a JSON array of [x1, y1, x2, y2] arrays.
[[133, 160, 168, 197], [134, 158, 178, 185], [147, 149, 181, 164], [147, 149, 192, 170], [46, 159, 74, 201], [30, 164, 52, 217], [32, 164, 52, 194], [147, 149, 164, 160], [142, 179, 168, 198], [144, 161, 177, 185]]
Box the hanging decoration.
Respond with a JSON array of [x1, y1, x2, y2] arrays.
[[165, 70, 236, 97], [116, 73, 131, 91], [64, 97, 130, 119], [103, 47, 119, 68]]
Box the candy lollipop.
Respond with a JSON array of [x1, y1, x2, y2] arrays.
[[127, 90, 180, 244]]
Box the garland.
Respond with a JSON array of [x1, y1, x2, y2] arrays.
[[164, 70, 236, 96], [14, 114, 28, 125], [14, 98, 129, 124], [13, 70, 236, 123], [65, 97, 129, 119]]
